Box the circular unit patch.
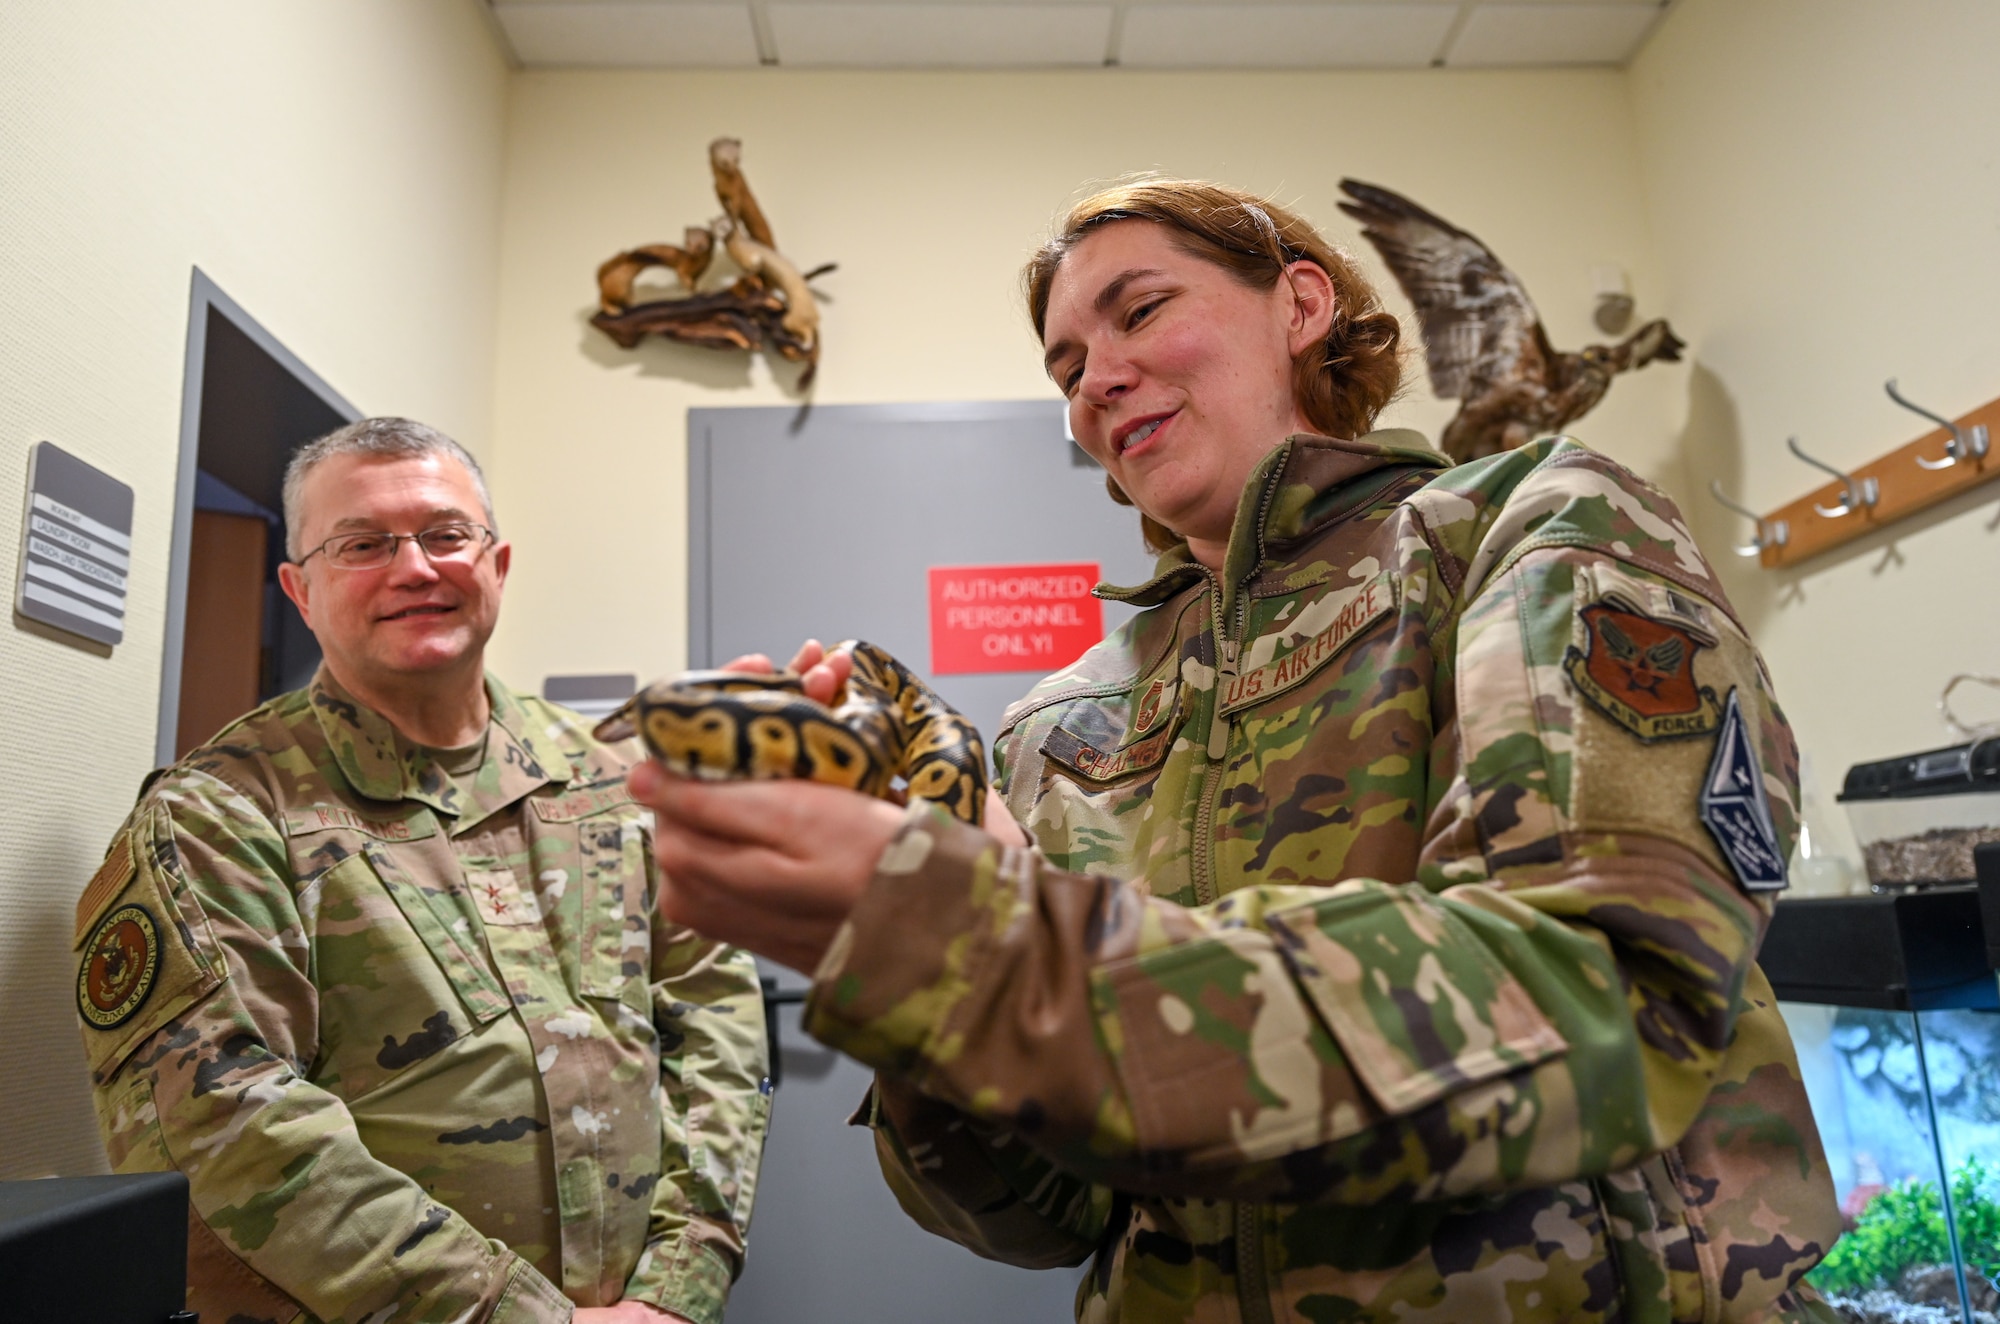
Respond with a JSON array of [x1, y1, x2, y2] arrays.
[[78, 903, 161, 1030]]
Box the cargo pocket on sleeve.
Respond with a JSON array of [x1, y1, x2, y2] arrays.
[[1265, 884, 1568, 1116], [1090, 929, 1376, 1165]]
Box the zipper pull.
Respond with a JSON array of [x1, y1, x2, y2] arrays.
[[1208, 640, 1238, 761]]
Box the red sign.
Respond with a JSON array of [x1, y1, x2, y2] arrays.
[[929, 562, 1103, 675]]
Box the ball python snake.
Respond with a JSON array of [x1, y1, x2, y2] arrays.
[[594, 640, 987, 826]]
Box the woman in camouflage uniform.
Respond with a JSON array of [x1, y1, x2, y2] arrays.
[[636, 179, 1846, 1322]]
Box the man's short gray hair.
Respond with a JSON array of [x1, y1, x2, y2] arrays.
[[282, 417, 497, 561]]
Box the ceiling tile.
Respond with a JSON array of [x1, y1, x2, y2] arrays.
[[768, 3, 1113, 67], [1119, 4, 1457, 69], [494, 2, 762, 68], [1445, 3, 1662, 66]]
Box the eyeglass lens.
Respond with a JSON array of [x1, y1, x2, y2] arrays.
[[323, 525, 487, 569]]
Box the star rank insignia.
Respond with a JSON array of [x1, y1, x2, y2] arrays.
[[1563, 602, 1721, 742], [466, 868, 542, 928]]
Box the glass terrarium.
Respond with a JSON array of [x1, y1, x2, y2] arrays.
[[1767, 834, 2000, 1323], [1783, 1002, 2000, 1323]]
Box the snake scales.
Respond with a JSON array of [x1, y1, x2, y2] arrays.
[[594, 640, 987, 826]]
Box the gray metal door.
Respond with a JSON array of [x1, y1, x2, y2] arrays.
[[691, 401, 1156, 1324]]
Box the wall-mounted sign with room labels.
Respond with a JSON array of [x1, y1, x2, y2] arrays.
[[16, 442, 135, 648], [929, 561, 1102, 676]]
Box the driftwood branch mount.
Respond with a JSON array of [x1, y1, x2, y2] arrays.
[[592, 139, 835, 386]]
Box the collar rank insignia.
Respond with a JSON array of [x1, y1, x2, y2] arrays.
[[1563, 602, 1721, 742], [1699, 688, 1788, 892]]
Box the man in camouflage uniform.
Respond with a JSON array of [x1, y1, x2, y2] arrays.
[[74, 418, 768, 1324], [803, 431, 1844, 1322]]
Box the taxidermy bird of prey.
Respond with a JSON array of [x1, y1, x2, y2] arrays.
[[1337, 179, 1684, 462]]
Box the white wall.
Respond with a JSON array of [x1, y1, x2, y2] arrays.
[[1630, 0, 2000, 837], [0, 1, 509, 1178], [485, 68, 1678, 687]]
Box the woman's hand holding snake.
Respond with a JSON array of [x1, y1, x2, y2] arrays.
[[633, 761, 904, 973], [619, 638, 1024, 972]]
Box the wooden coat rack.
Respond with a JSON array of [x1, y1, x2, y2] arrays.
[[1711, 382, 2000, 569]]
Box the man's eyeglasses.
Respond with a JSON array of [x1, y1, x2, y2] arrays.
[[296, 523, 495, 571]]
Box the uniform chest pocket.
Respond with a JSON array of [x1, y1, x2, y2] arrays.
[[310, 848, 510, 1097], [1032, 700, 1183, 880], [530, 797, 652, 1008]]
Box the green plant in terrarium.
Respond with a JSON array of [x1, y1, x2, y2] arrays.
[[1810, 1155, 2000, 1294]]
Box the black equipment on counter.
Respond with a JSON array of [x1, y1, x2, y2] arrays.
[[1760, 885, 1994, 1011], [0, 1172, 193, 1323], [1838, 737, 2000, 890]]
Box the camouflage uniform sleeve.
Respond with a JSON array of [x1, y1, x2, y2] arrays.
[[621, 839, 771, 1324], [864, 1073, 1106, 1268], [82, 775, 574, 1323], [855, 737, 1111, 1266], [804, 546, 1793, 1205]]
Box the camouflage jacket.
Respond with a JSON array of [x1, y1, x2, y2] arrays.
[[805, 432, 1843, 1323], [75, 671, 769, 1324]]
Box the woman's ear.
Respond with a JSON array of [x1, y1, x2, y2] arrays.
[[1282, 259, 1338, 355]]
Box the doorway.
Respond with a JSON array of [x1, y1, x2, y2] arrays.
[[692, 400, 1158, 1324], [156, 271, 359, 764]]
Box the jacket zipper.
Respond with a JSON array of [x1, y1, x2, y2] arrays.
[[1198, 468, 1285, 1324], [1236, 1203, 1275, 1324], [1192, 460, 1279, 900], [1189, 573, 1234, 906]]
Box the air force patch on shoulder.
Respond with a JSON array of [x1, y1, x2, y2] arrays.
[[1700, 688, 1788, 892]]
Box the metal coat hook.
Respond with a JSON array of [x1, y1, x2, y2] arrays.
[[1785, 436, 1879, 517], [1708, 481, 1788, 557], [1885, 379, 1990, 470]]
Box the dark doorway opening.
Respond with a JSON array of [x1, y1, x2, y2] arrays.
[[157, 271, 359, 764]]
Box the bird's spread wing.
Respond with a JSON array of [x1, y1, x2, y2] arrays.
[[1643, 636, 1684, 673], [1337, 179, 1549, 400], [1599, 616, 1639, 662]]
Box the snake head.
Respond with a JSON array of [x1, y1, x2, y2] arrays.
[[592, 699, 639, 744]]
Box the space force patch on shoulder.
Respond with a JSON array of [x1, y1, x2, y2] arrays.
[[1564, 602, 1721, 742], [1699, 688, 1788, 892], [78, 903, 162, 1029]]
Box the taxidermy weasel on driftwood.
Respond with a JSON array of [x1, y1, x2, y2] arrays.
[[593, 138, 835, 386], [1337, 179, 1683, 462]]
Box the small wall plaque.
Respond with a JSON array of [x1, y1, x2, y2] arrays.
[[17, 442, 135, 648]]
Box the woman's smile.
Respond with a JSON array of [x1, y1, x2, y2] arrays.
[[1114, 409, 1177, 458]]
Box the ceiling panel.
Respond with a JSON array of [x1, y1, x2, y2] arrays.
[[1445, 3, 1662, 66], [769, 3, 1113, 67], [485, 0, 1676, 70], [1119, 4, 1458, 70], [494, 2, 762, 68]]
